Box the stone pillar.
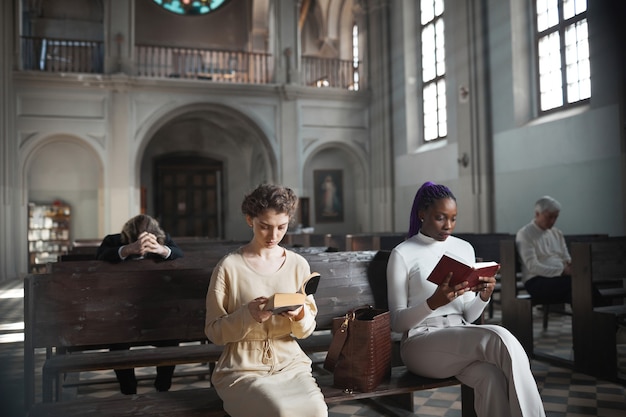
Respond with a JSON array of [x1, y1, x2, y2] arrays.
[[105, 80, 136, 234], [366, 0, 394, 231], [273, 0, 303, 194], [0, 0, 23, 280], [273, 0, 300, 85], [105, 0, 134, 74]]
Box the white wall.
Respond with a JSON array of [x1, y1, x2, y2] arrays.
[[488, 0, 625, 236], [27, 139, 100, 240]]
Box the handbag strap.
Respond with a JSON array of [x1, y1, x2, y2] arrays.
[[323, 305, 372, 371], [323, 314, 350, 371]]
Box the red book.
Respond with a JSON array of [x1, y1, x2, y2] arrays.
[[427, 252, 500, 288]]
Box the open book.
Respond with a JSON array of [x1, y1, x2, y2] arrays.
[[427, 252, 499, 289], [263, 272, 321, 314]]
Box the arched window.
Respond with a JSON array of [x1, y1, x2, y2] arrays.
[[152, 0, 230, 16], [351, 23, 360, 91], [535, 0, 590, 112], [421, 0, 447, 142]]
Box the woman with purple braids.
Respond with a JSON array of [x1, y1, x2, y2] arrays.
[[387, 181, 545, 417]]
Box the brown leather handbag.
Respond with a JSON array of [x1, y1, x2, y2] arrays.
[[323, 306, 392, 392]]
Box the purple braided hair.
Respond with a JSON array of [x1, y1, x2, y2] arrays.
[[407, 181, 456, 238]]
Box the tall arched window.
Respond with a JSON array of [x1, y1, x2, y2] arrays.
[[535, 0, 590, 112], [421, 0, 447, 142], [351, 23, 360, 91]]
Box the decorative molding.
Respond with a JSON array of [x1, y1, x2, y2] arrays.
[[302, 137, 319, 153], [86, 133, 106, 148], [18, 131, 39, 150]]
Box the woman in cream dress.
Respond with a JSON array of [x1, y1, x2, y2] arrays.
[[205, 184, 327, 417]]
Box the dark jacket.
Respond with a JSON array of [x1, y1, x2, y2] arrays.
[[96, 233, 183, 262]]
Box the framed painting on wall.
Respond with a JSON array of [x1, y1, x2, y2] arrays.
[[314, 169, 343, 223]]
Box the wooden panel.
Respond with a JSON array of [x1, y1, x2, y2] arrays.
[[499, 239, 534, 355], [455, 233, 514, 263], [571, 237, 626, 378], [28, 270, 210, 348]]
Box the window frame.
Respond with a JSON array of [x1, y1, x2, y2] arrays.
[[420, 0, 447, 143], [533, 0, 590, 115]]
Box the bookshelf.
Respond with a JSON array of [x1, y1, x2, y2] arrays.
[[27, 201, 71, 272]]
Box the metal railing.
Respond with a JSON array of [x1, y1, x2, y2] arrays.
[[302, 56, 363, 90], [20, 37, 364, 91], [21, 36, 104, 73], [136, 45, 272, 84]]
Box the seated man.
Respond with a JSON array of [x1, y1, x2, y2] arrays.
[[516, 196, 572, 304], [96, 214, 183, 394], [516, 196, 603, 307]]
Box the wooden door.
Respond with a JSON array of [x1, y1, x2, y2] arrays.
[[154, 156, 223, 238]]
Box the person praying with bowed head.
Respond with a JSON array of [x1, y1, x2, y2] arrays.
[[96, 214, 183, 262], [204, 184, 327, 417], [95, 214, 183, 395], [386, 181, 545, 417]]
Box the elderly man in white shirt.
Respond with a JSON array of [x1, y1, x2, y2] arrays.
[[516, 196, 573, 303]]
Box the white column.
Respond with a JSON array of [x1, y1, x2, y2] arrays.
[[274, 0, 303, 194], [102, 1, 136, 233], [366, 0, 394, 231], [105, 0, 134, 74], [273, 0, 300, 85], [0, 0, 25, 280]]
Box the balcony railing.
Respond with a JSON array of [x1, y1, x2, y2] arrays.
[[302, 56, 363, 90], [136, 45, 272, 84], [20, 37, 364, 91], [21, 36, 104, 73]]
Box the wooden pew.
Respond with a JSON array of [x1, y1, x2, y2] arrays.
[[344, 233, 407, 251], [454, 233, 513, 263], [570, 238, 626, 380], [500, 239, 535, 354], [283, 233, 331, 247], [47, 243, 245, 273], [23, 268, 214, 406], [25, 250, 478, 417], [68, 239, 101, 255], [500, 238, 575, 357], [500, 234, 617, 358], [48, 245, 331, 274]]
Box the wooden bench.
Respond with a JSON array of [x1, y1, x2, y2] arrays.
[[283, 233, 331, 248], [345, 233, 407, 251], [47, 245, 331, 274], [23, 268, 215, 407], [25, 250, 478, 417], [570, 238, 626, 381], [500, 235, 621, 358]]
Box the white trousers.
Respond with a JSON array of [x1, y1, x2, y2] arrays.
[[401, 321, 545, 417]]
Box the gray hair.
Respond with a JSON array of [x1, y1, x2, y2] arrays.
[[534, 196, 561, 213]]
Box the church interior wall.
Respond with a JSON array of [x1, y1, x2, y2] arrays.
[[1, 0, 624, 281], [26, 138, 101, 241], [486, 0, 624, 236]]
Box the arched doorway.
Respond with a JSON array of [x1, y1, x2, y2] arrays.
[[153, 154, 223, 238]]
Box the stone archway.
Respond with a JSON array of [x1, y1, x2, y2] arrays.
[[139, 104, 276, 240]]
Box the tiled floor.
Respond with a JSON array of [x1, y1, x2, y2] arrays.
[[2, 279, 625, 417]]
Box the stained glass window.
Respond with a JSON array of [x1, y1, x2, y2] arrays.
[[152, 0, 230, 16]]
